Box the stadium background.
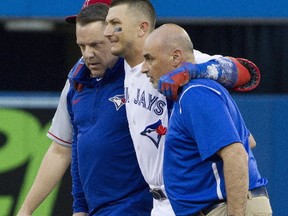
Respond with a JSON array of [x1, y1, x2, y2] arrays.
[[0, 0, 287, 215]]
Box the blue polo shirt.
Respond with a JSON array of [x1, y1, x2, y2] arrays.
[[164, 78, 267, 215]]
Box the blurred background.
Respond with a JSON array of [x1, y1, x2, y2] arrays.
[[0, 0, 287, 215]]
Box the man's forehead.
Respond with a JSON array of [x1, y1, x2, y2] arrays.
[[76, 21, 105, 28], [145, 35, 158, 48], [76, 23, 107, 39], [143, 41, 156, 55], [77, 35, 108, 45]]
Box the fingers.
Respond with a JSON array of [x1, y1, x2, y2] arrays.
[[159, 83, 179, 101]]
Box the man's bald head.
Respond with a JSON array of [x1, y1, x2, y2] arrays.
[[141, 23, 195, 89], [146, 23, 194, 55]]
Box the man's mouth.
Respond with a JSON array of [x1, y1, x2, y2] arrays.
[[147, 76, 154, 84], [88, 63, 100, 69], [109, 39, 118, 46]]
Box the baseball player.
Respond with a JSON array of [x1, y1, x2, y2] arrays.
[[141, 23, 272, 215], [104, 0, 261, 215]]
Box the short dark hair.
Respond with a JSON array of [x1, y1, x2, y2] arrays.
[[76, 3, 109, 26], [110, 0, 156, 29]]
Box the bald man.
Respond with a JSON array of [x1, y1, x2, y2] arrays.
[[142, 24, 196, 89], [142, 24, 272, 216]]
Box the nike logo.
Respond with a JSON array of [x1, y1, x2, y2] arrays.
[[72, 98, 81, 105]]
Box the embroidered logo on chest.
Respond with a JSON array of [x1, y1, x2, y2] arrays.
[[109, 94, 126, 111], [140, 119, 167, 148]]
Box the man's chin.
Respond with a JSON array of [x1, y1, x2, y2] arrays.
[[152, 83, 158, 89], [111, 47, 122, 57], [89, 68, 105, 78]]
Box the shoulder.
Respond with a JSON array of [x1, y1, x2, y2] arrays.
[[177, 79, 232, 115], [68, 57, 85, 78], [183, 79, 223, 94], [194, 49, 223, 63], [179, 79, 227, 103]]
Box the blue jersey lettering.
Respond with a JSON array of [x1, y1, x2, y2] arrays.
[[128, 87, 166, 115]]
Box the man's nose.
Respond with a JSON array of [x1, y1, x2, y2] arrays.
[[141, 62, 148, 74], [104, 24, 113, 37], [83, 47, 95, 59]]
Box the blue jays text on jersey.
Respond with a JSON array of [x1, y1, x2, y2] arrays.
[[125, 87, 166, 116]]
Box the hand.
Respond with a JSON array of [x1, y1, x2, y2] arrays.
[[158, 62, 197, 101], [16, 213, 31, 216], [73, 213, 88, 216], [16, 208, 32, 216]]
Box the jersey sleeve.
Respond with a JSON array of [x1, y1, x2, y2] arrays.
[[47, 80, 72, 147], [193, 49, 223, 64]]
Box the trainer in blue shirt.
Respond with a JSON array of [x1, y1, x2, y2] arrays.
[[67, 3, 152, 215], [141, 23, 272, 216]]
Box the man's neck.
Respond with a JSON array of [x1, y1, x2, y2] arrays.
[[125, 41, 145, 67], [125, 54, 144, 68]]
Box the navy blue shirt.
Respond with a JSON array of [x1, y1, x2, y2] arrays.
[[67, 57, 152, 215]]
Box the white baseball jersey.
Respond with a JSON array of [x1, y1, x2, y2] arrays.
[[124, 50, 222, 216], [47, 80, 72, 147]]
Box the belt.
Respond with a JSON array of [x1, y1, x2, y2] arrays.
[[199, 187, 269, 215], [149, 188, 167, 201]]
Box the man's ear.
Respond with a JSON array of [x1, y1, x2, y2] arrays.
[[171, 49, 183, 67], [138, 22, 149, 37]]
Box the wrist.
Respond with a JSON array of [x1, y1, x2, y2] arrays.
[[181, 62, 199, 79], [17, 205, 34, 215]]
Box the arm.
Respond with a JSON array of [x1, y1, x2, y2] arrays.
[[17, 79, 74, 216], [73, 213, 88, 216], [17, 141, 71, 216], [158, 56, 260, 100], [249, 134, 256, 149], [217, 143, 248, 216]]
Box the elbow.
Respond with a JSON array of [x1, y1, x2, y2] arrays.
[[249, 135, 256, 149]]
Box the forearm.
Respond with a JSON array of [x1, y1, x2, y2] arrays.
[[17, 141, 71, 215], [219, 143, 248, 216], [195, 57, 257, 90]]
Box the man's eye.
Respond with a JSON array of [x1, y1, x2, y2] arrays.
[[144, 56, 152, 62]]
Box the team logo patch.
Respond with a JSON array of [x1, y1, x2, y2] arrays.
[[109, 94, 126, 110], [140, 119, 167, 148]]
